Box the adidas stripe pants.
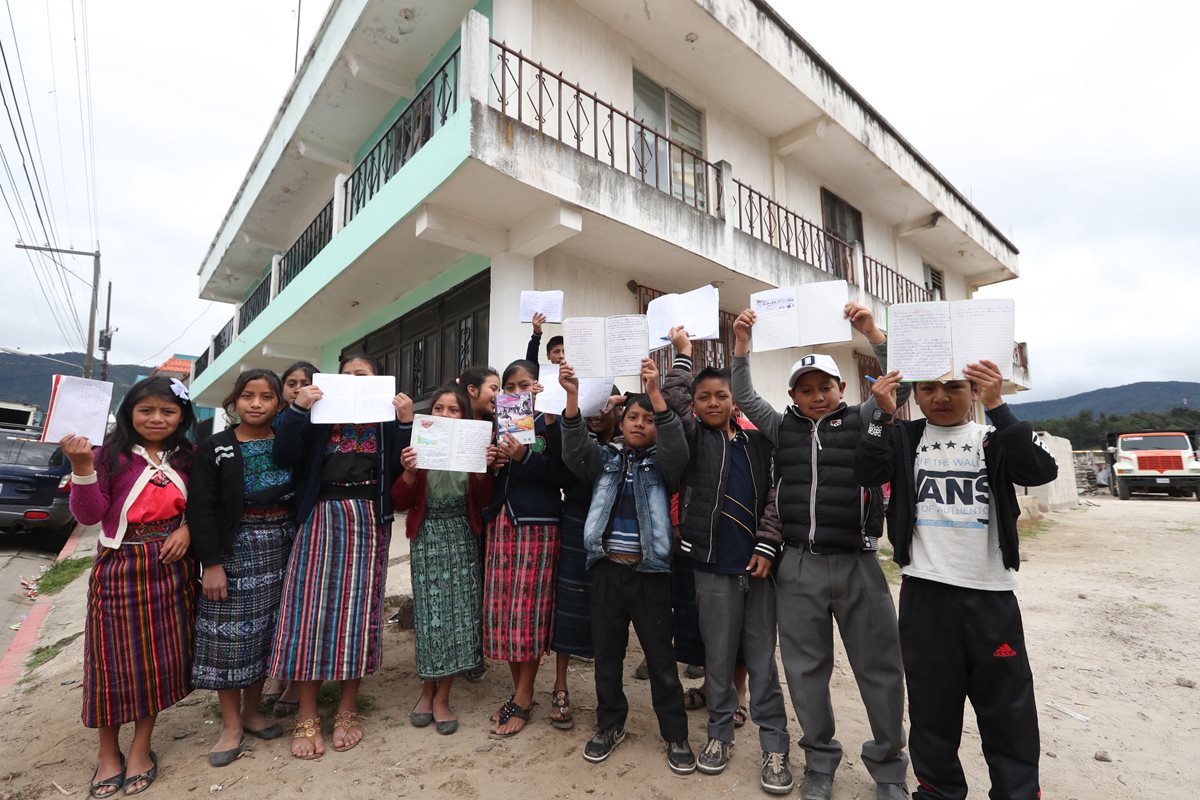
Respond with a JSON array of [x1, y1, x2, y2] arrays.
[[899, 576, 1040, 800]]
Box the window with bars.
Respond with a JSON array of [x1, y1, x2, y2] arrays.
[[923, 262, 945, 300], [632, 70, 706, 207], [820, 188, 864, 246], [636, 282, 735, 376]]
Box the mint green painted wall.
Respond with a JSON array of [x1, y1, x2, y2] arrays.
[[352, 0, 493, 166], [318, 254, 491, 370], [192, 107, 472, 398]]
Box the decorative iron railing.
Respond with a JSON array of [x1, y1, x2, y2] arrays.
[[490, 40, 722, 217], [862, 253, 932, 305], [212, 316, 236, 359], [279, 199, 334, 294], [192, 348, 209, 380], [344, 47, 461, 225], [238, 273, 272, 332], [733, 180, 854, 282]]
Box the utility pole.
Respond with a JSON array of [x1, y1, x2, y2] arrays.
[[15, 242, 101, 378], [99, 281, 117, 381]]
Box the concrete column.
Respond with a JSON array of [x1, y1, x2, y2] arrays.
[[460, 10, 490, 107], [488, 252, 536, 368], [269, 254, 282, 299], [717, 159, 735, 227], [332, 173, 349, 234]]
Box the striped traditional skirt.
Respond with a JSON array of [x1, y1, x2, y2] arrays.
[[483, 512, 559, 662], [410, 498, 481, 680], [269, 499, 387, 681], [192, 509, 293, 690], [82, 517, 198, 728], [551, 509, 593, 658]]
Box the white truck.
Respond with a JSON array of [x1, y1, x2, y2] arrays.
[[1106, 430, 1200, 500]]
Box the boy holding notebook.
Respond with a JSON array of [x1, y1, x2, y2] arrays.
[[855, 362, 1057, 799], [731, 302, 910, 800]]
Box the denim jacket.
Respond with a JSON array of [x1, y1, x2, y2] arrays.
[[560, 408, 689, 573]]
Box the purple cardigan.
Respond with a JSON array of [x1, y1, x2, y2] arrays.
[[69, 446, 192, 549]]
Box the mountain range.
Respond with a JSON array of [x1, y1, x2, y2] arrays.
[[0, 352, 148, 413], [1010, 381, 1200, 421]]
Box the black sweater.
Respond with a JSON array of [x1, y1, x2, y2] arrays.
[[854, 403, 1059, 571], [188, 428, 294, 568], [272, 405, 408, 528]]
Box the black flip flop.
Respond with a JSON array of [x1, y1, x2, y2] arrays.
[[122, 751, 157, 797], [89, 753, 125, 799]]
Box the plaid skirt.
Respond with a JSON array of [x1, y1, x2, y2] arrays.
[[551, 509, 593, 657], [192, 509, 293, 690], [82, 518, 198, 727], [483, 513, 559, 662], [410, 498, 481, 679], [269, 499, 388, 681]]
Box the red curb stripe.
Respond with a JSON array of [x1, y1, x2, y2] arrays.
[[56, 522, 84, 562], [0, 600, 51, 692]]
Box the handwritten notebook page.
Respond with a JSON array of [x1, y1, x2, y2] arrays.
[[797, 280, 852, 347], [519, 290, 565, 323], [563, 318, 607, 378], [604, 315, 650, 376], [750, 287, 800, 352], [886, 303, 954, 381], [950, 299, 1015, 380], [42, 376, 113, 443]]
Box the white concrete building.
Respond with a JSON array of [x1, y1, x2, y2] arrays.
[[189, 0, 1030, 412]]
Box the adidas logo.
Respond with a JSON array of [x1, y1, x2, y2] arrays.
[[993, 643, 1017, 658]]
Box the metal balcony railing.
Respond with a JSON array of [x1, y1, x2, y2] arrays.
[[344, 47, 461, 226], [733, 180, 855, 282], [238, 273, 272, 332], [489, 39, 723, 217], [212, 316, 236, 360], [279, 199, 334, 294], [862, 253, 932, 305], [192, 348, 209, 380]]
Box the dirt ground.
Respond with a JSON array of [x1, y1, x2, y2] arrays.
[[1, 492, 1197, 799]]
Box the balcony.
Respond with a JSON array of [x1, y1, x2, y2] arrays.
[[488, 39, 723, 218], [862, 254, 932, 305], [733, 180, 854, 283]]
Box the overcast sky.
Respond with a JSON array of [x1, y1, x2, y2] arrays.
[[1, 1, 1196, 404]]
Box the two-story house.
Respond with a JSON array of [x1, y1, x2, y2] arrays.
[[188, 0, 1029, 414]]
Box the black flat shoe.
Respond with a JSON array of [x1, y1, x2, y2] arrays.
[[208, 739, 245, 768], [244, 723, 283, 740], [122, 751, 158, 796], [89, 753, 125, 799]]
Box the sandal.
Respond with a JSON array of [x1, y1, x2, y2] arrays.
[[89, 754, 124, 799], [291, 717, 323, 760], [121, 751, 157, 797], [332, 710, 363, 752], [733, 705, 749, 728], [549, 688, 574, 730], [488, 699, 532, 739], [683, 687, 707, 711], [273, 699, 299, 718]]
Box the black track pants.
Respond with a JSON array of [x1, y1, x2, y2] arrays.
[[899, 576, 1040, 800]]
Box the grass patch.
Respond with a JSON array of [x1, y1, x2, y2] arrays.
[[1018, 518, 1057, 539], [35, 557, 91, 595], [316, 683, 341, 707], [25, 645, 60, 671], [878, 546, 901, 585], [1131, 598, 1173, 617]]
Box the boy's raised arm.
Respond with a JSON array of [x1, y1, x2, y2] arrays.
[[731, 309, 783, 444], [662, 325, 697, 437], [968, 360, 1059, 488], [855, 370, 900, 488], [645, 358, 690, 489], [558, 360, 604, 483]]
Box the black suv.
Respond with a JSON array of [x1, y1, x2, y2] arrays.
[[0, 430, 75, 540]]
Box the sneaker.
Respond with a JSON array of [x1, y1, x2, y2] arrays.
[[583, 727, 625, 763], [696, 738, 731, 775], [666, 740, 697, 774], [760, 752, 794, 795], [875, 782, 910, 800], [684, 664, 706, 679], [801, 769, 833, 800]]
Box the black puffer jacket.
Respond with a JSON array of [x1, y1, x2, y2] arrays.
[[775, 403, 884, 553]]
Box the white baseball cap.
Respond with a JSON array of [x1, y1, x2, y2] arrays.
[[788, 354, 842, 388]]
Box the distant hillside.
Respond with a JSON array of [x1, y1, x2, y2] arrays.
[[0, 352, 147, 413], [1011, 381, 1200, 421]]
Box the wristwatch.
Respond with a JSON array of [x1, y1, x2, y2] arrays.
[[871, 408, 894, 424]]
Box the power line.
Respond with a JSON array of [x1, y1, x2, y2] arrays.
[[69, 0, 96, 244], [137, 302, 218, 366], [79, 0, 97, 241], [42, 0, 73, 241]]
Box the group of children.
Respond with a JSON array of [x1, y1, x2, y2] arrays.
[[62, 300, 1056, 800]]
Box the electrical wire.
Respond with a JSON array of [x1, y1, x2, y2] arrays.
[[137, 303, 219, 366]]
